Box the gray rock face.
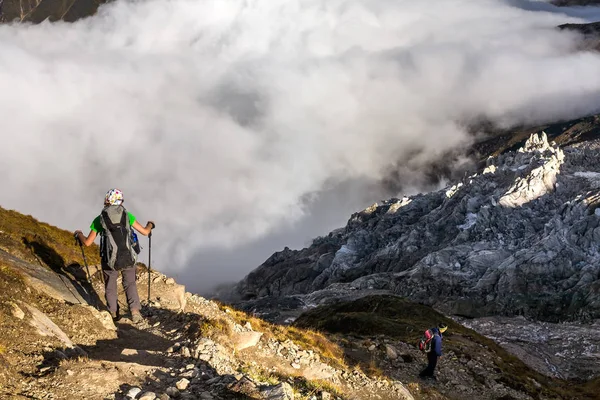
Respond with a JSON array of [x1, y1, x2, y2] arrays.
[[458, 316, 600, 380], [234, 133, 600, 322]]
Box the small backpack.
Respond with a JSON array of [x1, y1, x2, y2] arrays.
[[99, 205, 138, 270], [418, 328, 435, 353]]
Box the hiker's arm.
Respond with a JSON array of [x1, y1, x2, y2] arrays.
[[132, 220, 154, 236], [75, 230, 97, 246]]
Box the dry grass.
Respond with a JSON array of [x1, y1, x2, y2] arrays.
[[293, 294, 600, 400], [197, 317, 233, 341], [0, 205, 101, 269], [0, 262, 24, 282], [300, 378, 343, 398], [273, 326, 346, 369], [360, 358, 385, 379], [237, 364, 280, 386], [240, 365, 344, 400], [218, 303, 346, 369]]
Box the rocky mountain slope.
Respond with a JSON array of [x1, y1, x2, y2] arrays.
[[0, 207, 412, 400], [233, 130, 600, 324], [3, 198, 600, 399]]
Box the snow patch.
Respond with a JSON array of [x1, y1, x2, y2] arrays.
[[446, 183, 463, 198], [387, 197, 412, 214]]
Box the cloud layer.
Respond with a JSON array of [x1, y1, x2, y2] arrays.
[[1, 0, 600, 288]]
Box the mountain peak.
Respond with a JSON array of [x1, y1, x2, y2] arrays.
[[233, 130, 600, 324]]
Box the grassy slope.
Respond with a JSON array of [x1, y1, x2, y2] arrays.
[[293, 295, 600, 400], [0, 206, 107, 396], [0, 205, 101, 268]]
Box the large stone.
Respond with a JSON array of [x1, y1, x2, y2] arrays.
[[232, 331, 263, 351], [126, 387, 142, 399], [84, 306, 117, 331], [24, 303, 73, 347], [0, 249, 96, 306], [261, 382, 294, 400], [385, 344, 398, 360], [149, 279, 186, 311], [175, 378, 190, 391]]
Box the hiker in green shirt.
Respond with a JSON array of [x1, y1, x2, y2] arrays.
[[75, 189, 154, 323]]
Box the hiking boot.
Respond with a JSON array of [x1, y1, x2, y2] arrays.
[[131, 310, 144, 324], [110, 311, 120, 322]]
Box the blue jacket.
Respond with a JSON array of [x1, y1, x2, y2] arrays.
[[430, 328, 443, 357]]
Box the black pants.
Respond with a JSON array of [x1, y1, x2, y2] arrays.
[[419, 351, 438, 377]]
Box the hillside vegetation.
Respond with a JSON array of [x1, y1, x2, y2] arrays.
[[1, 205, 599, 399], [294, 295, 600, 400]]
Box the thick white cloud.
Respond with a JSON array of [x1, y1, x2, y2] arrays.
[[1, 0, 599, 280]]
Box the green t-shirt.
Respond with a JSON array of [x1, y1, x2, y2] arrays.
[[90, 212, 136, 233]]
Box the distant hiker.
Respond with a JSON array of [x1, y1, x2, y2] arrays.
[[75, 189, 154, 324], [418, 323, 447, 380]]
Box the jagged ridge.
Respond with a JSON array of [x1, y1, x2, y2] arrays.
[[234, 132, 600, 323]]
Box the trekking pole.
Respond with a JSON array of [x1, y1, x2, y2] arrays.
[[147, 222, 155, 303], [74, 233, 92, 284], [74, 233, 102, 309]]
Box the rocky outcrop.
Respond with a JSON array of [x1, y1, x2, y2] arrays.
[[0, 0, 108, 23], [459, 316, 600, 381], [234, 133, 600, 322], [558, 21, 600, 52], [2, 261, 415, 400], [552, 0, 600, 5]]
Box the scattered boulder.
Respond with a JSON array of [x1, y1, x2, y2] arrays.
[[385, 344, 398, 360], [83, 306, 117, 331], [175, 378, 190, 391], [232, 331, 263, 351], [139, 392, 157, 400], [9, 302, 24, 319], [261, 382, 294, 400], [126, 387, 142, 399]]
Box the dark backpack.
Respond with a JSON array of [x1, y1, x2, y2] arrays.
[[418, 328, 435, 353], [99, 205, 138, 270]]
